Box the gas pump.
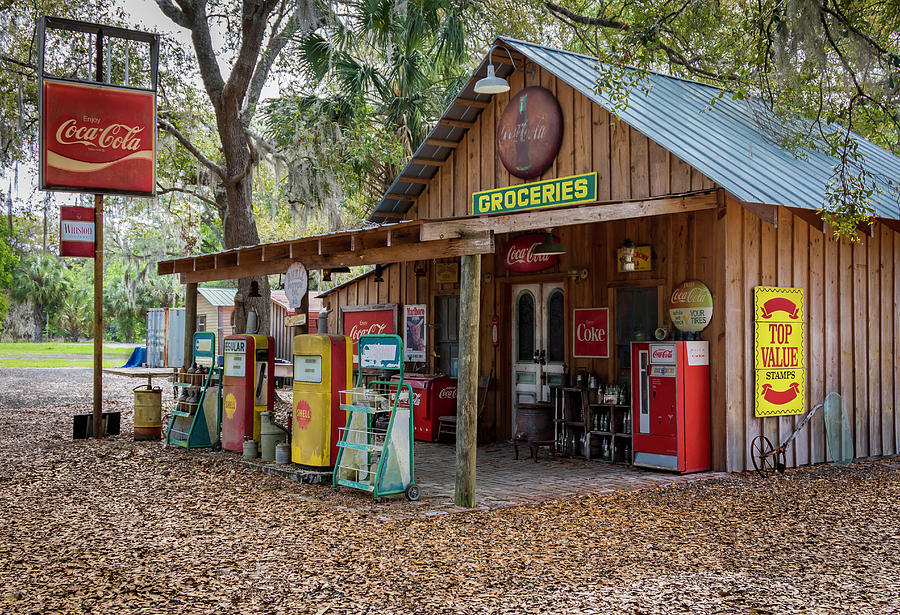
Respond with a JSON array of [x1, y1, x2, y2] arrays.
[[291, 334, 353, 468], [221, 334, 275, 452]]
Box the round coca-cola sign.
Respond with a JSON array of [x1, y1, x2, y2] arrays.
[[504, 233, 560, 273], [496, 86, 562, 180], [668, 280, 713, 333]]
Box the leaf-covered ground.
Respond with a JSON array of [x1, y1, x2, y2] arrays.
[[0, 368, 898, 614]]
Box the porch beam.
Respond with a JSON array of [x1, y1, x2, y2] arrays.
[[455, 252, 481, 508], [742, 201, 778, 228], [420, 192, 718, 241], [176, 234, 494, 284]]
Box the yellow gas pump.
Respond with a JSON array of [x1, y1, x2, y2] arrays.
[[291, 334, 353, 468]]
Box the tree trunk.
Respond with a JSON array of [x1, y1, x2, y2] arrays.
[[32, 306, 43, 343], [217, 104, 271, 337]]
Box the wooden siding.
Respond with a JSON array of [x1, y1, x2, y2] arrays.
[[722, 198, 899, 472], [323, 208, 728, 463], [412, 66, 716, 220]]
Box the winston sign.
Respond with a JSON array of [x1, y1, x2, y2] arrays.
[[41, 80, 156, 196], [753, 286, 806, 417], [59, 206, 95, 258]]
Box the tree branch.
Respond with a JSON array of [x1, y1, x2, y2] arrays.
[[544, 2, 628, 29], [154, 0, 191, 28], [155, 184, 219, 208], [157, 117, 226, 180], [224, 0, 280, 111]]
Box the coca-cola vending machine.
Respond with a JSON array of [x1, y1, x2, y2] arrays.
[[630, 341, 710, 473], [390, 374, 457, 441]]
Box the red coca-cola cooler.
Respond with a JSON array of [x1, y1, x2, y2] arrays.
[[390, 374, 457, 441], [630, 341, 710, 473]]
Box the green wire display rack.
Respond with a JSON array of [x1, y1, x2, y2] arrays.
[[333, 334, 419, 501], [166, 332, 220, 450]]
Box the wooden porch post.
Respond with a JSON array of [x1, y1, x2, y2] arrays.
[[184, 282, 197, 366], [455, 253, 481, 507]]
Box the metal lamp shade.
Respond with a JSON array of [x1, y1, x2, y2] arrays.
[[474, 64, 509, 94], [534, 232, 565, 255]]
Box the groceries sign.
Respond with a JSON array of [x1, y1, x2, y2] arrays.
[[505, 233, 560, 273], [472, 172, 597, 216], [59, 205, 95, 258], [753, 286, 805, 417], [573, 308, 609, 358], [41, 80, 156, 196]]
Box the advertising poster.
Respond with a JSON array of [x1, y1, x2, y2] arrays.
[[404, 304, 426, 362], [753, 286, 806, 417], [59, 205, 95, 258]]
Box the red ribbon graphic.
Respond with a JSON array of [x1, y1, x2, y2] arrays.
[[760, 297, 800, 319], [761, 382, 800, 405]]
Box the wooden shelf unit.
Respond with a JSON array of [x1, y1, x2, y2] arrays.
[[551, 386, 632, 464]]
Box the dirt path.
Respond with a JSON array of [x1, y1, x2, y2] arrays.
[[0, 368, 898, 614]]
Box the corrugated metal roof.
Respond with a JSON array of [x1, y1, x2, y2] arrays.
[[198, 287, 235, 307], [370, 37, 900, 223]]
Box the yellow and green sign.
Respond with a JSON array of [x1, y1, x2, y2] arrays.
[[753, 286, 806, 417], [471, 172, 597, 216]]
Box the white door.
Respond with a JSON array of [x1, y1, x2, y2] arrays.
[[511, 282, 566, 437]]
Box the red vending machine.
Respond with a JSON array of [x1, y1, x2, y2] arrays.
[[221, 334, 275, 452], [390, 374, 457, 441], [630, 341, 710, 473]]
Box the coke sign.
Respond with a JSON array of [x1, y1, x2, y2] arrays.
[[438, 387, 457, 400], [496, 86, 563, 179], [342, 306, 396, 361], [573, 308, 609, 358], [41, 80, 155, 196], [650, 344, 676, 364], [505, 233, 560, 273]]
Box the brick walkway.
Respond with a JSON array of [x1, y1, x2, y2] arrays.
[[414, 440, 729, 509]]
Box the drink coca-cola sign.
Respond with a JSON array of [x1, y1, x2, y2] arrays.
[[496, 86, 562, 179], [342, 305, 397, 361], [41, 80, 155, 196], [573, 308, 609, 358], [505, 233, 560, 273], [668, 279, 714, 333]]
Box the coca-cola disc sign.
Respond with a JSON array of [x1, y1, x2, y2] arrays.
[[505, 233, 560, 273], [668, 279, 714, 333], [41, 79, 155, 196], [497, 86, 562, 180]]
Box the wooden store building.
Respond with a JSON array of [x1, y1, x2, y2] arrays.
[[159, 37, 900, 479]]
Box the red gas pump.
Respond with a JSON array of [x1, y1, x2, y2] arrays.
[[221, 334, 275, 452], [631, 341, 710, 473]]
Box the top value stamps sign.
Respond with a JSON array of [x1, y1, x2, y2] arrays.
[[753, 286, 805, 417]]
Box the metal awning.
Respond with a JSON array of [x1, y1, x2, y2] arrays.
[[156, 221, 494, 284]]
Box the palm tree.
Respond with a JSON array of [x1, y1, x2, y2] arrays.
[[264, 0, 470, 215], [10, 253, 69, 342]]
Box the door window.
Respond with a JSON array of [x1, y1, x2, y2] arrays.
[[546, 289, 565, 363], [516, 291, 536, 362], [615, 286, 658, 368], [435, 295, 459, 376]]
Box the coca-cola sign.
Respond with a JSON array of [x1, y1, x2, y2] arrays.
[[438, 386, 457, 400], [650, 344, 676, 364], [497, 86, 562, 179], [668, 279, 714, 333], [505, 233, 560, 273], [342, 305, 396, 361], [41, 79, 155, 196], [573, 308, 609, 358]]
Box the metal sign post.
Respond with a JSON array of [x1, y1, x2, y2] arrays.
[[37, 17, 160, 439]]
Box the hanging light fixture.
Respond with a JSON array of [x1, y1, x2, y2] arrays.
[[322, 269, 332, 282], [373, 264, 384, 283], [620, 238, 636, 271], [534, 231, 565, 256], [474, 46, 515, 95], [414, 261, 427, 277]]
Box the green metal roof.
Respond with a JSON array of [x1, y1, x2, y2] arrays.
[[197, 287, 236, 307], [369, 37, 900, 223]]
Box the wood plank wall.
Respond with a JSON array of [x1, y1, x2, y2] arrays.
[[412, 64, 716, 220], [322, 208, 728, 465], [723, 197, 899, 472]]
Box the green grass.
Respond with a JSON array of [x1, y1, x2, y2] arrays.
[[0, 358, 126, 368], [0, 342, 135, 356]]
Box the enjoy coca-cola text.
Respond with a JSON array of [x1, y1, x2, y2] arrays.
[[55, 119, 145, 152], [348, 322, 387, 340]]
